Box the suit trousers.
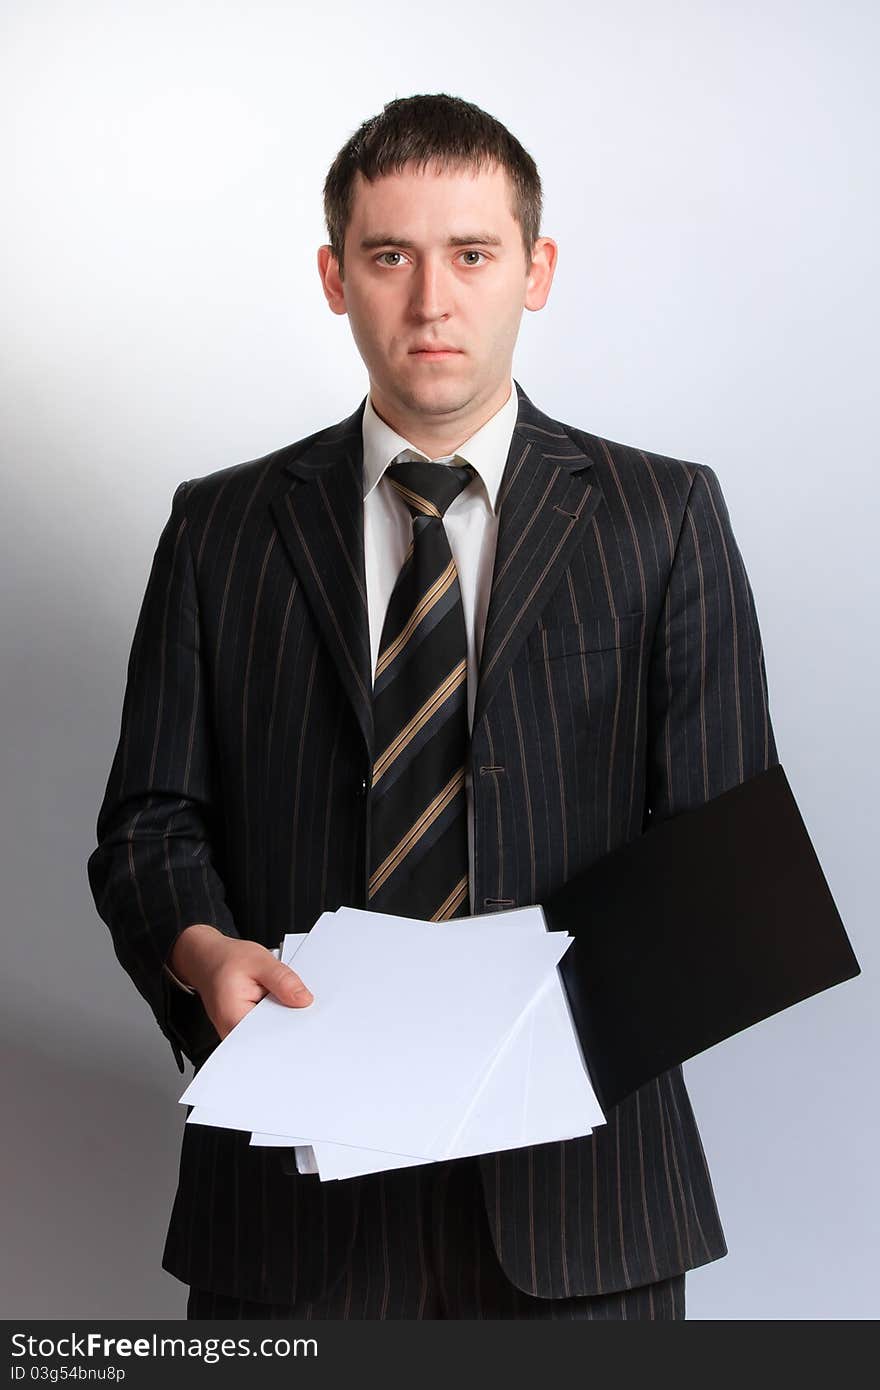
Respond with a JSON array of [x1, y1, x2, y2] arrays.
[[185, 1154, 685, 1320]]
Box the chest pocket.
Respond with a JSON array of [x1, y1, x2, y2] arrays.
[[526, 612, 645, 661]]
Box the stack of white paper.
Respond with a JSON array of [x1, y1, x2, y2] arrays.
[[181, 905, 605, 1180]]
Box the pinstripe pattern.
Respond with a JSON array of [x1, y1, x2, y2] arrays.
[[87, 379, 776, 1306], [185, 1158, 685, 1319]]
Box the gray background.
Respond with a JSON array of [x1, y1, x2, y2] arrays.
[[1, 0, 876, 1320]]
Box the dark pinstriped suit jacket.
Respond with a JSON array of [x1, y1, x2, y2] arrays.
[[87, 378, 777, 1304]]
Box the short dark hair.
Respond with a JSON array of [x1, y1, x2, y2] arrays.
[[322, 93, 543, 279]]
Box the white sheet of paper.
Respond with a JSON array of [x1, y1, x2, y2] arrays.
[[307, 910, 599, 1178], [184, 921, 562, 1161], [179, 909, 571, 1156], [191, 921, 541, 1173], [252, 923, 544, 1178], [308, 940, 604, 1178], [187, 909, 604, 1179]]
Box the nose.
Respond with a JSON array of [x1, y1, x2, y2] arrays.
[[408, 254, 450, 321]]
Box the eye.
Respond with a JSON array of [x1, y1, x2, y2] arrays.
[[373, 249, 489, 267]]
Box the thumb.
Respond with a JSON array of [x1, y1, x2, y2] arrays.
[[260, 958, 314, 1007]]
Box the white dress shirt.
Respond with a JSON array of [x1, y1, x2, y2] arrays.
[[166, 377, 517, 991]]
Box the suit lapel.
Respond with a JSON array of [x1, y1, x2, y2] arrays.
[[472, 381, 604, 730], [268, 380, 604, 758], [269, 399, 374, 759]]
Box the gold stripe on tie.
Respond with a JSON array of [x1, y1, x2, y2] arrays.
[[386, 478, 443, 518], [432, 874, 469, 921], [374, 559, 459, 680], [368, 766, 466, 897], [371, 658, 467, 785]]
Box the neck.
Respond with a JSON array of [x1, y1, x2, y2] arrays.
[[369, 376, 512, 458]]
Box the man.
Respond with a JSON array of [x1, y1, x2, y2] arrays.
[[87, 93, 776, 1320]]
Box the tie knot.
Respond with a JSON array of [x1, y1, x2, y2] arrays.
[[385, 455, 475, 519]]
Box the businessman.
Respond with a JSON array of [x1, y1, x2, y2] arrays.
[[87, 92, 777, 1319]]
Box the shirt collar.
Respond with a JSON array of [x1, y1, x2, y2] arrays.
[[362, 377, 518, 514]]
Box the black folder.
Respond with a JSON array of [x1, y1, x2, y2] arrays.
[[541, 765, 860, 1114]]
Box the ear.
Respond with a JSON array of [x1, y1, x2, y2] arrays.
[[524, 237, 558, 313], [317, 244, 348, 316]]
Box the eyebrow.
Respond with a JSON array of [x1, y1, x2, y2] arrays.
[[359, 232, 504, 251]]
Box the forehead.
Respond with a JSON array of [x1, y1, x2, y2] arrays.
[[348, 161, 517, 239]]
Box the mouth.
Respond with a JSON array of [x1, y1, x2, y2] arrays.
[[409, 349, 462, 360]]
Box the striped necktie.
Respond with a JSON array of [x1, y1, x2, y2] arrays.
[[368, 454, 476, 921]]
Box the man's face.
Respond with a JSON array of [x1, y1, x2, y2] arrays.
[[317, 160, 556, 433]]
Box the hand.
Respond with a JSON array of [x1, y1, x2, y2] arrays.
[[169, 923, 314, 1040]]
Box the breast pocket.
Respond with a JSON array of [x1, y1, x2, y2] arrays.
[[526, 612, 646, 661]]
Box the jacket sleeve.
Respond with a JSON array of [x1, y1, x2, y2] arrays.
[[646, 464, 778, 822], [86, 480, 240, 1072]]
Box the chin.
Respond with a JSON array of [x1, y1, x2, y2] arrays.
[[412, 385, 473, 413]]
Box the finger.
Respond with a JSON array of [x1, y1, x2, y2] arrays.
[[258, 959, 314, 1007]]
